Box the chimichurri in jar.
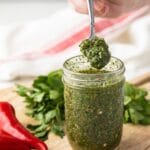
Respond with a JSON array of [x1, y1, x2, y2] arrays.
[[63, 55, 125, 150]]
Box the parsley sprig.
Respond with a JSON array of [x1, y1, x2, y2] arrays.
[[124, 82, 150, 125], [16, 70, 150, 141], [16, 70, 65, 141]]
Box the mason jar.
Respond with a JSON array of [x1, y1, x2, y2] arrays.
[[63, 55, 125, 150]]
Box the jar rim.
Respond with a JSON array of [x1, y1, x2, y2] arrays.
[[63, 55, 125, 78]]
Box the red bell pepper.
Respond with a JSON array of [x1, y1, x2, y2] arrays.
[[0, 102, 48, 150], [0, 134, 30, 150]]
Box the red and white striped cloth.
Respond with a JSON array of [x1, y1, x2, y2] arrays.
[[0, 7, 149, 82]]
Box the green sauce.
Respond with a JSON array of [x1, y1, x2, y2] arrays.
[[79, 36, 111, 69], [63, 56, 125, 150], [78, 69, 108, 74], [64, 78, 124, 150]]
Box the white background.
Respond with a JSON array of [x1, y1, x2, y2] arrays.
[[0, 0, 68, 25]]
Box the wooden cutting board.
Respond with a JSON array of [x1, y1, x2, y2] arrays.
[[0, 73, 150, 150]]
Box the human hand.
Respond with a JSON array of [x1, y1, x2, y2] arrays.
[[68, 0, 147, 17]]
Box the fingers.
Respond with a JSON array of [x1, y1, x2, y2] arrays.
[[68, 0, 123, 18], [93, 0, 110, 17], [102, 1, 123, 18], [68, 0, 88, 14], [68, 0, 109, 17], [93, 0, 122, 18]]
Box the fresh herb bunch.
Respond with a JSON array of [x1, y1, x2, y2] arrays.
[[16, 70, 150, 141], [16, 70, 65, 141], [124, 82, 150, 125], [79, 36, 111, 69]]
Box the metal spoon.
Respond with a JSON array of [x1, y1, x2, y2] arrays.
[[87, 0, 95, 39]]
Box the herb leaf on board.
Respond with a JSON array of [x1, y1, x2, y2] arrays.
[[124, 82, 150, 125], [16, 69, 64, 141]]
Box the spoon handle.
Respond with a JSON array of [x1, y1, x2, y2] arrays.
[[87, 0, 95, 39]]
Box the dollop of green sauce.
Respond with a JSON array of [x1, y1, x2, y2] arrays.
[[79, 36, 111, 69]]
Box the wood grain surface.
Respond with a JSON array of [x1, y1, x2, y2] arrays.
[[0, 74, 150, 150]]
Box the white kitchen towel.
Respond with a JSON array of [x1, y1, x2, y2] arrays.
[[0, 7, 149, 81]]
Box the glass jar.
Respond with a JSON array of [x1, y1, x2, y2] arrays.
[[63, 55, 125, 150]]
